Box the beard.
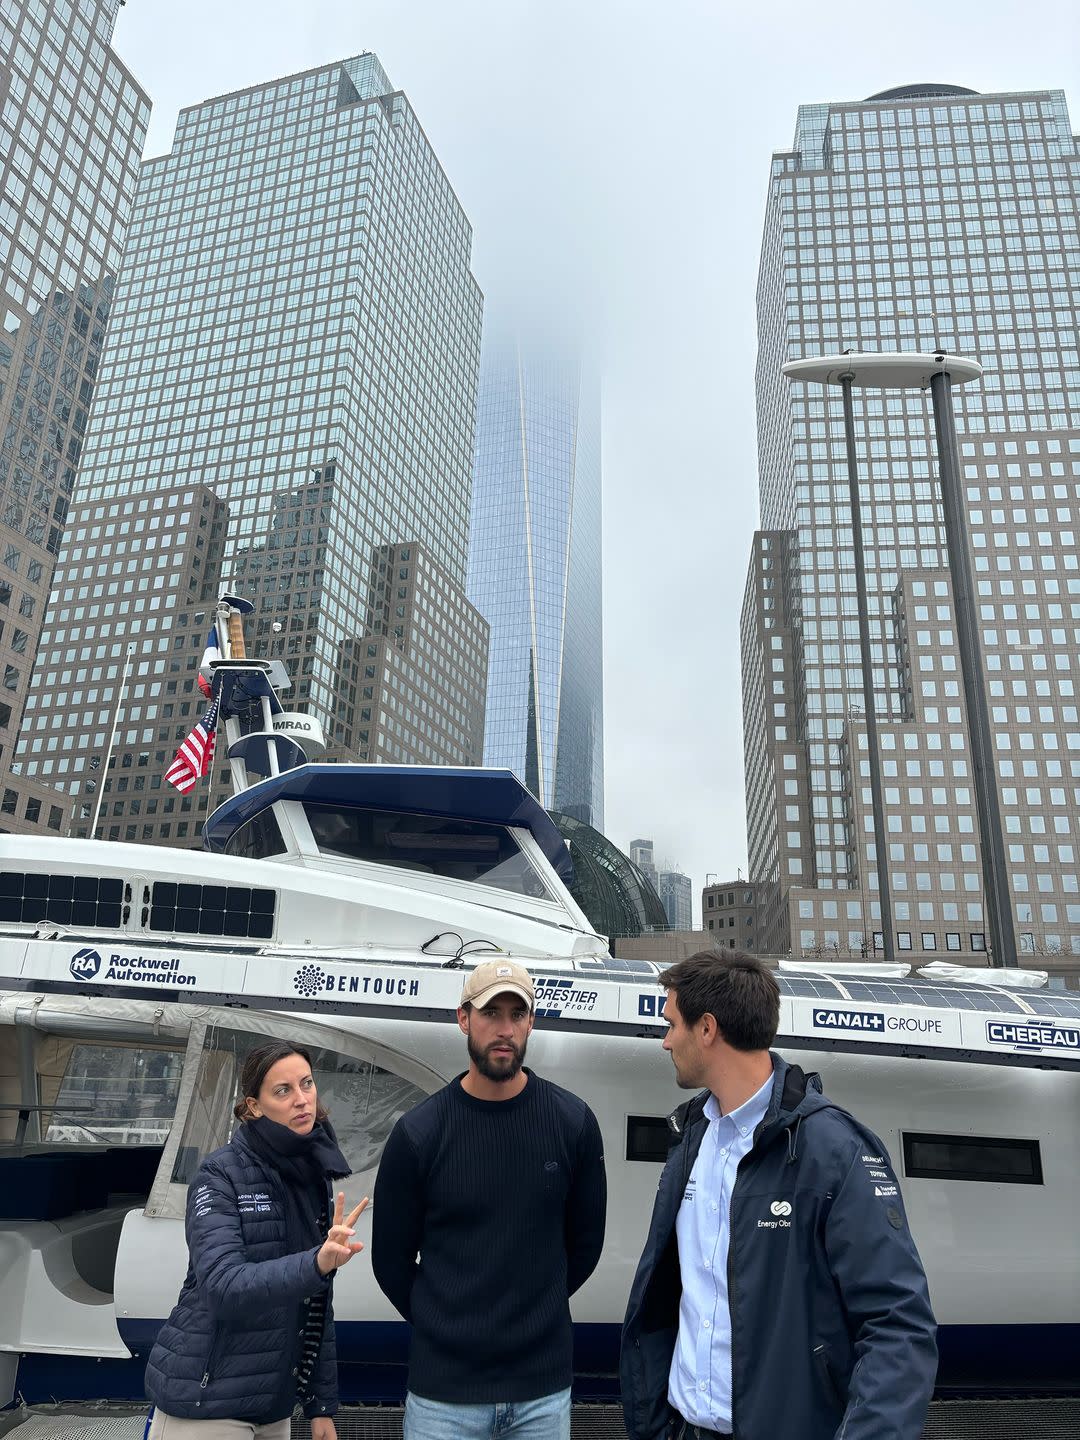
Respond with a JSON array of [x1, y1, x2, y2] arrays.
[[670, 1050, 706, 1090], [467, 1030, 528, 1083]]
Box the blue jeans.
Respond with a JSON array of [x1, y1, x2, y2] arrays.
[[404, 1387, 571, 1440]]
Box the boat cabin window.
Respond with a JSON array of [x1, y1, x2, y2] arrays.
[[303, 802, 556, 900], [625, 1115, 671, 1163], [43, 1041, 185, 1145], [171, 1027, 430, 1184], [0, 1035, 183, 1148], [902, 1131, 1043, 1185], [223, 807, 288, 860]]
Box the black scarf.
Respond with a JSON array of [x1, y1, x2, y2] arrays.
[[242, 1116, 351, 1251]]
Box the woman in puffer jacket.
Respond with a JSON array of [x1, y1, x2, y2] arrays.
[[145, 1040, 367, 1439]]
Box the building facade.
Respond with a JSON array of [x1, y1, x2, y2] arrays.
[[742, 83, 1080, 960], [15, 480, 229, 842], [658, 867, 693, 932], [703, 879, 762, 952], [0, 0, 148, 819], [331, 541, 487, 767], [629, 837, 658, 891], [9, 53, 485, 836], [468, 328, 604, 827]]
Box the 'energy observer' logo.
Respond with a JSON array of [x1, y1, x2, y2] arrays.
[[759, 1198, 793, 1230]]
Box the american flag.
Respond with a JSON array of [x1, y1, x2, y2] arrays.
[[164, 697, 219, 793]]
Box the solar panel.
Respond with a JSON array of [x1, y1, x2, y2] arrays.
[[778, 972, 1080, 1016], [1023, 992, 1080, 1018], [779, 976, 849, 1000], [581, 956, 656, 976]]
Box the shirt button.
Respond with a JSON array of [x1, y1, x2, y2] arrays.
[[699, 1381, 707, 1391], [704, 1261, 711, 1270], [721, 1149, 728, 1157], [703, 1320, 711, 1329]]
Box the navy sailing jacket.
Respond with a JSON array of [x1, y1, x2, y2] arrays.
[[144, 1124, 338, 1424], [620, 1056, 937, 1440]]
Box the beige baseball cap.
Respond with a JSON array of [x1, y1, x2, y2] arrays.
[[460, 959, 535, 1011]]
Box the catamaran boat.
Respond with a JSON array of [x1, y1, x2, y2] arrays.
[[0, 596, 1077, 1408]]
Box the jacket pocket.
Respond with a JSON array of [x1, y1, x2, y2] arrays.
[[813, 1342, 841, 1410], [199, 1326, 222, 1392]]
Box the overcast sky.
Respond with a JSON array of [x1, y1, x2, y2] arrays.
[[112, 0, 1079, 921]]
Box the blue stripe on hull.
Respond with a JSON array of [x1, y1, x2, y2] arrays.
[[12, 1321, 1079, 1407]]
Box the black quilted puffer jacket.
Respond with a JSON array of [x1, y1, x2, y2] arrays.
[[144, 1123, 338, 1424]]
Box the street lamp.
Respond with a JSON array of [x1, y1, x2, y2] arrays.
[[782, 351, 1016, 969]]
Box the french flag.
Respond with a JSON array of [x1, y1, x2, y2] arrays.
[[197, 625, 221, 697]]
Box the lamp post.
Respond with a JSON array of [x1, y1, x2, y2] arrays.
[[781, 352, 1016, 969]]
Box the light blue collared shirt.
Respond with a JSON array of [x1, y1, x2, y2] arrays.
[[667, 1072, 774, 1431]]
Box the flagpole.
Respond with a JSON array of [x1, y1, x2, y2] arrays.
[[90, 640, 135, 841], [200, 694, 225, 839]]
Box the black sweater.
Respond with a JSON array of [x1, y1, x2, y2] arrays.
[[371, 1070, 607, 1403]]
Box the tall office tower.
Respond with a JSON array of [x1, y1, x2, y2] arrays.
[[468, 327, 604, 828], [743, 83, 1080, 960], [0, 0, 149, 824], [10, 53, 485, 840], [629, 837, 658, 891], [658, 867, 693, 932], [4, 480, 230, 843]]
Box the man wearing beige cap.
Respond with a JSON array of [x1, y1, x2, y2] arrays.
[[372, 959, 606, 1439]]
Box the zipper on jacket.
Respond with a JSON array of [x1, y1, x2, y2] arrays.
[[813, 1343, 841, 1409], [727, 1191, 738, 1438], [200, 1327, 222, 1390], [727, 1138, 766, 1439]]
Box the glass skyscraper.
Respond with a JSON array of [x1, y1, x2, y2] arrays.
[[743, 84, 1080, 959], [468, 328, 604, 828], [0, 0, 148, 822], [11, 53, 485, 838]]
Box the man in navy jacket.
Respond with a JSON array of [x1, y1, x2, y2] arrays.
[[621, 951, 936, 1440]]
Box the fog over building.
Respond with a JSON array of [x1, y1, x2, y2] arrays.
[[9, 52, 485, 839], [468, 326, 604, 828], [0, 0, 148, 828], [742, 83, 1080, 960], [658, 866, 693, 932]]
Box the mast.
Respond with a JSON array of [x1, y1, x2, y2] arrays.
[[207, 593, 325, 799]]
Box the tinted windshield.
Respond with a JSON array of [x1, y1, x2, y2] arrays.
[[303, 802, 554, 900]]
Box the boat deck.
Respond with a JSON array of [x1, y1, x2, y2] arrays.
[[3, 1400, 1079, 1438]]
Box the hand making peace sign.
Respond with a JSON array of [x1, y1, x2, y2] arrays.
[[315, 1192, 369, 1276]]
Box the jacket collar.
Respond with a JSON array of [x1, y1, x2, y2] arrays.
[[668, 1053, 832, 1151]]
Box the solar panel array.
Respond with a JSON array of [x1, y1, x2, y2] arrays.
[[779, 973, 1080, 1018], [586, 957, 1080, 1019]]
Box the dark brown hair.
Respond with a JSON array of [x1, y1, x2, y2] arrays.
[[233, 1040, 328, 1123], [658, 950, 780, 1052]]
